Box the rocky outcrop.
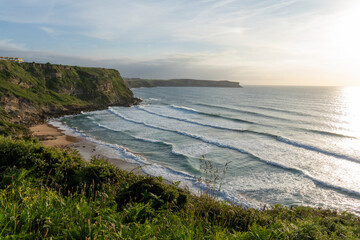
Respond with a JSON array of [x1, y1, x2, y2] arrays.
[[0, 61, 141, 126], [125, 78, 242, 88]]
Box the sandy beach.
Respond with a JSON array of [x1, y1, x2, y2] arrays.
[[30, 123, 78, 148], [30, 123, 144, 175]]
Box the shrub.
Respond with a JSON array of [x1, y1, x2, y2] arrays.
[[116, 176, 189, 210], [0, 137, 85, 190]]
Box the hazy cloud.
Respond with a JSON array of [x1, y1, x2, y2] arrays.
[[0, 39, 26, 51], [0, 0, 359, 85]]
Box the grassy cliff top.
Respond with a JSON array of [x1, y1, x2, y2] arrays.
[[0, 61, 137, 126], [0, 61, 133, 107]]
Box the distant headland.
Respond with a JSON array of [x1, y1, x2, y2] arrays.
[[125, 78, 242, 88]]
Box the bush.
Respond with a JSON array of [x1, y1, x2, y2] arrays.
[[116, 176, 189, 210], [0, 137, 85, 189], [80, 157, 140, 194]]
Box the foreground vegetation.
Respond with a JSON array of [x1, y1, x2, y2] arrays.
[[0, 137, 359, 239]]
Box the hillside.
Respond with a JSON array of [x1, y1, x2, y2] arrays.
[[0, 61, 359, 239], [125, 78, 242, 88], [0, 61, 140, 127]]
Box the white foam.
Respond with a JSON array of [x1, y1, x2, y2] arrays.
[[170, 104, 199, 113], [85, 116, 192, 158], [277, 136, 360, 163], [138, 105, 243, 132], [107, 107, 360, 198]]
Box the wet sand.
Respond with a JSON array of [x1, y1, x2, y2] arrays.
[[30, 123, 144, 175]]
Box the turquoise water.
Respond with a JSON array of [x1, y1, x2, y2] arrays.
[[56, 86, 360, 214]]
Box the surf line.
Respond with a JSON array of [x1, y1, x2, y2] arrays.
[[108, 107, 360, 197], [137, 106, 280, 138], [137, 106, 360, 163], [108, 108, 304, 173], [87, 116, 193, 160], [169, 105, 258, 125], [137, 106, 244, 131]]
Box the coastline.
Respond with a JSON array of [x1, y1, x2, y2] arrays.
[[30, 123, 144, 175]]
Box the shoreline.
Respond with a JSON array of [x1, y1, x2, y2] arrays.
[[30, 123, 144, 175]]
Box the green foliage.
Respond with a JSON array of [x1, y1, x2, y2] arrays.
[[0, 137, 140, 194], [0, 137, 359, 239], [0, 107, 10, 121], [0, 137, 85, 188], [0, 120, 31, 138], [117, 176, 189, 210]]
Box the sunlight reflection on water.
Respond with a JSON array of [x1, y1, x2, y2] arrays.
[[340, 87, 360, 138]]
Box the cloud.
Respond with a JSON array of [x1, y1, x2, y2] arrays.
[[0, 48, 247, 80], [0, 0, 347, 50], [0, 0, 310, 44], [39, 26, 60, 36], [1, 0, 359, 85], [0, 39, 26, 50]]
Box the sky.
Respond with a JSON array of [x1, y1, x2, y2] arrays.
[[0, 0, 360, 86]]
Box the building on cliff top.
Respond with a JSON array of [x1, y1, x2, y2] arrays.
[[0, 56, 23, 63]]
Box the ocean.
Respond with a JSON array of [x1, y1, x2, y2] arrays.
[[52, 86, 360, 214]]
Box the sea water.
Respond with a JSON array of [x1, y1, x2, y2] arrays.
[[53, 86, 360, 214]]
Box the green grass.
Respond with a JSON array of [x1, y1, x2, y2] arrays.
[[0, 137, 359, 239], [0, 61, 89, 108], [0, 120, 31, 138], [0, 107, 30, 137], [0, 107, 10, 121]]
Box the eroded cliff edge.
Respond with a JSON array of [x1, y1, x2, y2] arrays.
[[0, 61, 140, 126]]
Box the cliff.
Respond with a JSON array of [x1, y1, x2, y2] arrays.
[[125, 78, 242, 88], [0, 61, 140, 126]]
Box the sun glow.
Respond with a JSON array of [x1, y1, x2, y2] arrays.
[[332, 87, 360, 156], [324, 4, 360, 78], [339, 87, 360, 139]]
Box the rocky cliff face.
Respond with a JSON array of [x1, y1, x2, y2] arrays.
[[0, 61, 140, 126]]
